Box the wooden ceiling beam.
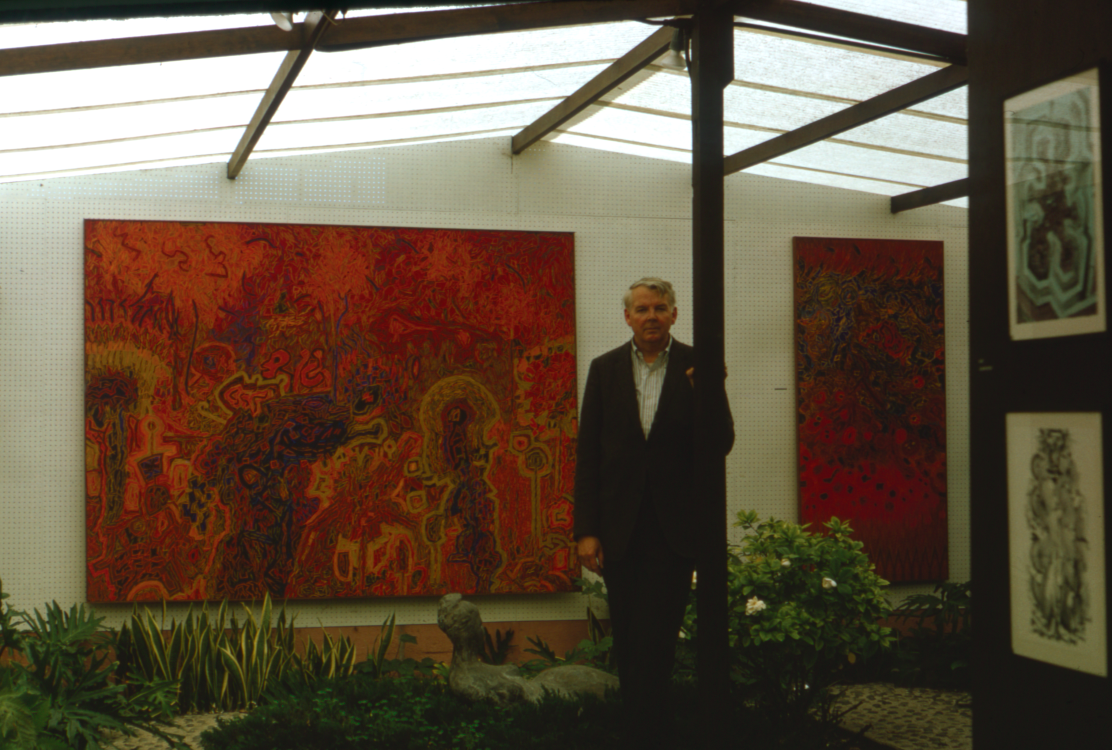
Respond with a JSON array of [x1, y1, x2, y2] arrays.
[[227, 10, 335, 180], [0, 0, 697, 78], [741, 0, 967, 64], [511, 26, 675, 155], [0, 23, 300, 77], [890, 177, 969, 213], [0, 0, 968, 79], [723, 63, 968, 176], [319, 0, 697, 52]]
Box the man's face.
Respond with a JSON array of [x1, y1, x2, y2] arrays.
[[625, 286, 677, 351]]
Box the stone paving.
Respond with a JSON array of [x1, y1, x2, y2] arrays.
[[836, 682, 972, 750], [104, 682, 972, 750]]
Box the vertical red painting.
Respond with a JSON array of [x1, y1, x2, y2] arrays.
[[794, 237, 947, 582], [84, 220, 577, 601]]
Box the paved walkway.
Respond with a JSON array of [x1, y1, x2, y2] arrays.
[[106, 682, 972, 750], [837, 682, 972, 750]]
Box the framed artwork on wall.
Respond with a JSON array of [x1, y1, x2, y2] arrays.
[[1005, 66, 1106, 340], [84, 220, 578, 602], [1006, 412, 1107, 677], [793, 237, 947, 583]]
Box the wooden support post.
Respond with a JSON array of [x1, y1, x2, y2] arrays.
[[691, 1, 732, 745]]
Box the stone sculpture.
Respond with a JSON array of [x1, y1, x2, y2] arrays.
[[437, 593, 619, 705]]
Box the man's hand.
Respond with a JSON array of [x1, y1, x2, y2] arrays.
[[577, 536, 604, 574]]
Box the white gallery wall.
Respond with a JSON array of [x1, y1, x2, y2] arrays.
[[0, 137, 969, 627]]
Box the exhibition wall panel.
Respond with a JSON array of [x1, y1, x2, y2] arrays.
[[0, 137, 968, 628], [969, 0, 1112, 744]]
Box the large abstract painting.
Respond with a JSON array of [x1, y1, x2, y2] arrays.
[[1005, 66, 1105, 340], [1007, 412, 1107, 676], [794, 237, 947, 583], [84, 220, 577, 602]]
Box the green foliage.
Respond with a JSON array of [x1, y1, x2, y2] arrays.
[[115, 594, 397, 713], [681, 512, 894, 735], [518, 630, 615, 679], [479, 627, 515, 666], [0, 576, 185, 750], [352, 615, 439, 681], [517, 576, 616, 677], [203, 670, 866, 750], [890, 580, 972, 688], [0, 673, 40, 750], [200, 672, 624, 750]]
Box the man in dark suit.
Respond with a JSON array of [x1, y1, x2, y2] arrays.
[[574, 277, 734, 748]]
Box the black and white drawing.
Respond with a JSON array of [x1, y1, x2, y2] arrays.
[[1008, 412, 1107, 676]]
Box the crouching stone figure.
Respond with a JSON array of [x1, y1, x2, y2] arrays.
[[437, 593, 619, 706]]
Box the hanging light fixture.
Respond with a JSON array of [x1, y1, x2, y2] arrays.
[[270, 11, 295, 31], [656, 28, 688, 71]]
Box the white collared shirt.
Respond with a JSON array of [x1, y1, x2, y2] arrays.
[[630, 336, 672, 438]]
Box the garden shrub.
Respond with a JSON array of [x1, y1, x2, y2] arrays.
[[890, 580, 972, 688], [199, 673, 624, 750], [680, 511, 894, 734], [0, 577, 185, 750]]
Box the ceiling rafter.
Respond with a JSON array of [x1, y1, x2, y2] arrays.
[[317, 0, 698, 52], [0, 0, 966, 79], [741, 0, 966, 64], [511, 26, 675, 155], [723, 63, 968, 176], [0, 0, 697, 77], [227, 10, 336, 179], [890, 177, 969, 213]]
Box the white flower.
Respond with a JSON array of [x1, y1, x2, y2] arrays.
[[822, 577, 837, 589], [745, 596, 767, 615], [781, 558, 791, 568]]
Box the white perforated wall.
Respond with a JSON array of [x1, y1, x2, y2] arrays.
[[0, 138, 968, 626]]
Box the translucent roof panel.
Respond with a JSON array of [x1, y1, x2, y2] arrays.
[[0, 129, 241, 180], [550, 132, 690, 165], [840, 112, 966, 161], [745, 161, 920, 195], [0, 13, 270, 48], [732, 30, 948, 102], [297, 22, 663, 86], [274, 66, 600, 123], [917, 86, 968, 121], [5, 94, 260, 151], [0, 53, 287, 114], [802, 0, 967, 33], [563, 104, 964, 192], [565, 106, 693, 152], [0, 6, 969, 205], [601, 66, 965, 162], [256, 100, 555, 152], [771, 139, 967, 187]]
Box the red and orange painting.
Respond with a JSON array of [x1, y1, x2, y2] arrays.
[[84, 220, 577, 602], [794, 237, 947, 582]]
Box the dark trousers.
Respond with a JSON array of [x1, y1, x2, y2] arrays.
[[603, 501, 695, 749]]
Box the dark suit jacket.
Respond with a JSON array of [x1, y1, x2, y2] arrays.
[[573, 338, 734, 561]]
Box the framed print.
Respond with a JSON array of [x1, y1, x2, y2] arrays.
[[1005, 67, 1105, 340], [1006, 412, 1107, 676]]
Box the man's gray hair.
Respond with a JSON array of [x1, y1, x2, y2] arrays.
[[623, 277, 677, 310]]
